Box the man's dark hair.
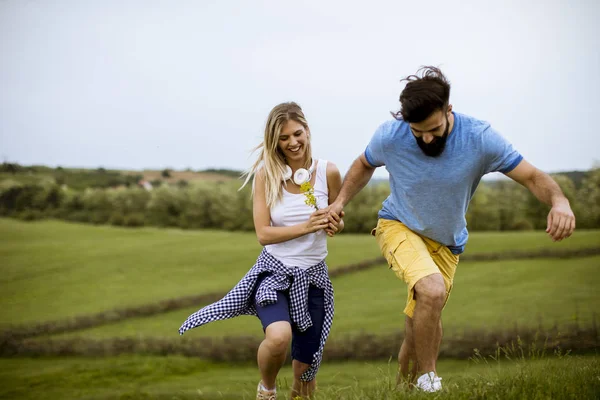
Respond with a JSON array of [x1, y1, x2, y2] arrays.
[[391, 66, 451, 123]]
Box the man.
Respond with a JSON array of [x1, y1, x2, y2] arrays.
[[328, 66, 576, 392]]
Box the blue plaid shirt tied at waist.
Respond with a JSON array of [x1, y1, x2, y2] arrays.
[[178, 249, 334, 382]]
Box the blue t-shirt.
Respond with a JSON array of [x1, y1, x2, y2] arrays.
[[365, 112, 523, 254]]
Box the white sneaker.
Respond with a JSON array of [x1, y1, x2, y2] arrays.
[[416, 371, 442, 392]]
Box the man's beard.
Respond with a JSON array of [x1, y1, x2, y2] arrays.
[[415, 117, 449, 157]]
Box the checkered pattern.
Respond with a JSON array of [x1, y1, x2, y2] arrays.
[[178, 249, 334, 382]]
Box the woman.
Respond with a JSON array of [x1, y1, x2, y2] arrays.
[[179, 102, 344, 399]]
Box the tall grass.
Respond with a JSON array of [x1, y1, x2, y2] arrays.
[[0, 353, 598, 399]]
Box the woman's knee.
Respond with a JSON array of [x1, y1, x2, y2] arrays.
[[265, 322, 292, 353]]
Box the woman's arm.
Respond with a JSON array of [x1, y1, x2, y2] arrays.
[[253, 169, 330, 246]]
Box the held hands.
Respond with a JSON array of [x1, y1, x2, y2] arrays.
[[547, 199, 576, 241], [305, 209, 332, 234], [324, 202, 345, 237], [325, 210, 345, 237], [304, 207, 345, 237]]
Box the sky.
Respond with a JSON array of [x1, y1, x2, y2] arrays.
[[1, 0, 599, 179]]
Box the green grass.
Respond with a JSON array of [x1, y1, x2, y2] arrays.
[[1, 220, 600, 399], [50, 255, 600, 340], [0, 354, 598, 399], [0, 219, 382, 326], [464, 229, 600, 254], [334, 255, 600, 336], [1, 218, 598, 332]]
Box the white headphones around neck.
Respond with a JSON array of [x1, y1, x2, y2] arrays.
[[283, 159, 316, 185]]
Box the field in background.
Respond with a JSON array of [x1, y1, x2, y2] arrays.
[[1, 219, 599, 399], [44, 255, 600, 340], [120, 169, 237, 184], [2, 219, 600, 327]]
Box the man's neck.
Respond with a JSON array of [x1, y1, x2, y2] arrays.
[[448, 112, 455, 136]]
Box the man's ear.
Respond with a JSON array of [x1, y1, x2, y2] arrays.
[[447, 104, 453, 115]]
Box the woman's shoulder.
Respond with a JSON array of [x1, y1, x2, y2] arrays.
[[254, 165, 267, 181], [320, 159, 341, 181]]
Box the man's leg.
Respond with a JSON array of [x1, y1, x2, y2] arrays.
[[397, 316, 418, 386], [412, 273, 446, 375], [435, 319, 443, 370]]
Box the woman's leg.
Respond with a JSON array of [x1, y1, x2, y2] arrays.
[[291, 360, 316, 399], [290, 285, 325, 399], [257, 321, 292, 390], [255, 276, 293, 392]]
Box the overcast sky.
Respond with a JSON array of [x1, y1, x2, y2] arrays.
[[1, 0, 598, 178]]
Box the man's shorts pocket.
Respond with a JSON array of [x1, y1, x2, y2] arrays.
[[376, 226, 418, 282]]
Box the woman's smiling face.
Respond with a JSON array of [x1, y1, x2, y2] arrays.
[[278, 119, 309, 163]]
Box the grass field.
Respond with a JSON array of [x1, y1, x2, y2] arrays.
[[0, 354, 598, 399], [48, 255, 600, 340], [0, 219, 382, 325], [1, 219, 600, 399], [1, 219, 599, 328]]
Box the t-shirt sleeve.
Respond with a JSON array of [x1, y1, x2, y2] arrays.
[[483, 127, 523, 174], [364, 124, 387, 167]]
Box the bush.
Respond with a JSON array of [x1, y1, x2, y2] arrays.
[[16, 209, 44, 221], [89, 211, 110, 225], [510, 219, 534, 231], [123, 213, 145, 227], [110, 188, 150, 214], [146, 186, 187, 227], [65, 211, 91, 223], [109, 212, 125, 226], [1, 168, 599, 232]]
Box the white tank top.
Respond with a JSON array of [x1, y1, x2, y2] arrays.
[[265, 159, 329, 269]]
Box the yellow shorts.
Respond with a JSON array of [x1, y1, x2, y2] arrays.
[[372, 218, 459, 318]]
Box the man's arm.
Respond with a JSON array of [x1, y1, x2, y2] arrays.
[[329, 153, 377, 216], [505, 159, 575, 241]]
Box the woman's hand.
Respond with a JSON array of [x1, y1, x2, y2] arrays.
[[304, 209, 331, 234]]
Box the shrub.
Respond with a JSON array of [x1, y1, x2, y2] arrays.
[[109, 212, 125, 226], [124, 213, 145, 227], [16, 209, 44, 221]]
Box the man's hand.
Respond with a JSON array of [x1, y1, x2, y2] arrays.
[[324, 201, 344, 237], [324, 210, 345, 237], [328, 201, 344, 220], [547, 199, 575, 241]]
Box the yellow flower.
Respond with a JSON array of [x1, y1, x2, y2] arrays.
[[300, 182, 318, 211]]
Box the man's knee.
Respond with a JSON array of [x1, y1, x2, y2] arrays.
[[414, 274, 446, 308]]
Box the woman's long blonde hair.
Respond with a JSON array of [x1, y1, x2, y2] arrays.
[[240, 102, 312, 207]]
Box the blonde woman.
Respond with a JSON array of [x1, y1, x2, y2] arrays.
[[179, 102, 344, 399]]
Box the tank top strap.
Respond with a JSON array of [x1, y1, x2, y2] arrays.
[[314, 159, 328, 192]]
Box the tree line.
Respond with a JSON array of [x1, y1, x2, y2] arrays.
[[1, 164, 599, 232]]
